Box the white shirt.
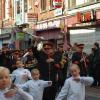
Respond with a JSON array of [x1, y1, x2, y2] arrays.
[[56, 76, 94, 100], [20, 79, 52, 100], [0, 88, 33, 100], [11, 68, 32, 85]]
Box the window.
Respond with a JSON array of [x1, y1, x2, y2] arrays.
[[50, 0, 54, 9], [24, 0, 28, 12], [41, 0, 46, 11], [68, 0, 96, 9], [68, 0, 76, 9], [17, 1, 20, 14], [84, 0, 95, 3]]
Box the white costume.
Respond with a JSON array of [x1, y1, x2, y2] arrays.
[[11, 68, 32, 85], [0, 88, 33, 100], [56, 77, 94, 100], [20, 80, 52, 100]]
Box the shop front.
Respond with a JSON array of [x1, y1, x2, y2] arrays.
[[65, 9, 100, 53], [36, 19, 65, 47]]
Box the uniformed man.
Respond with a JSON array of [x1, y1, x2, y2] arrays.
[[72, 44, 88, 76], [32, 41, 61, 100]]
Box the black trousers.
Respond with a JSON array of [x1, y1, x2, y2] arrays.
[[43, 83, 58, 100]]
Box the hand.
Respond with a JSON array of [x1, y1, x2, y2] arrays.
[[4, 89, 17, 97], [46, 58, 54, 63], [48, 81, 52, 85]]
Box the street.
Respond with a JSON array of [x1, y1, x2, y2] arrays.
[[86, 96, 100, 100], [86, 87, 100, 100]]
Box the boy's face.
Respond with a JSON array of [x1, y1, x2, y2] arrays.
[[16, 61, 24, 68], [31, 71, 40, 80], [70, 67, 80, 78], [0, 70, 11, 90]]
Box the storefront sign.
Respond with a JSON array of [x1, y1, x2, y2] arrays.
[[77, 10, 96, 23], [27, 13, 38, 23], [37, 20, 60, 30]]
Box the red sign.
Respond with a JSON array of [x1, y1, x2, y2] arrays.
[[77, 10, 96, 23], [53, 0, 62, 8]]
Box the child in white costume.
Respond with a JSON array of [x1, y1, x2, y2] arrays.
[[20, 69, 52, 100], [0, 67, 33, 100], [11, 60, 32, 85], [56, 64, 94, 100]]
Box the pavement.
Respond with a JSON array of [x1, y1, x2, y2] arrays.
[[86, 87, 100, 100]]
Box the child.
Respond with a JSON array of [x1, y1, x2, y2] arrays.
[[56, 64, 94, 100], [0, 67, 33, 100], [11, 60, 32, 85], [20, 69, 52, 100]]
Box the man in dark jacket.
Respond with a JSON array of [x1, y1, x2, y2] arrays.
[[92, 42, 100, 86], [0, 49, 11, 68], [72, 44, 88, 76], [32, 41, 62, 100]]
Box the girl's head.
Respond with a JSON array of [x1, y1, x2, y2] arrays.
[[0, 67, 11, 90], [31, 69, 40, 80], [70, 64, 80, 78], [16, 60, 24, 68]]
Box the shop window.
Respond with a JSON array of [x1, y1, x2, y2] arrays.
[[68, 0, 76, 9], [41, 0, 46, 11]]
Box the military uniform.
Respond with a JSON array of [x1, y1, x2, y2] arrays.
[[32, 42, 61, 100]]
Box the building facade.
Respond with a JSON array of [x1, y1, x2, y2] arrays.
[[33, 0, 66, 47], [0, 0, 100, 51], [65, 0, 100, 52]]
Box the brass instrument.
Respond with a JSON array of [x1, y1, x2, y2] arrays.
[[60, 51, 67, 69]]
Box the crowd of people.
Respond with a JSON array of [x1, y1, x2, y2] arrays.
[[0, 39, 100, 100]]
